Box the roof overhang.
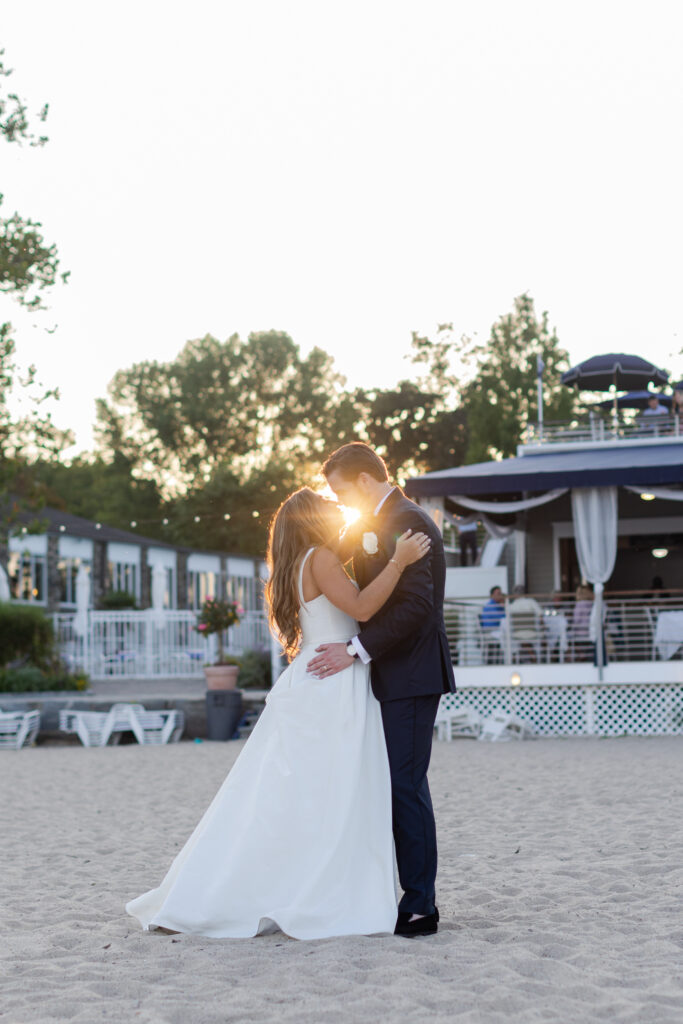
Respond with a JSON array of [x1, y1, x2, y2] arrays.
[[406, 443, 683, 499]]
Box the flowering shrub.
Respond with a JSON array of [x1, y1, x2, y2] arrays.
[[195, 597, 244, 665]]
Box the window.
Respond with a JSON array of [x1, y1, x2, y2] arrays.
[[8, 550, 46, 603], [163, 566, 176, 609], [225, 574, 259, 611], [188, 571, 216, 610], [58, 558, 92, 606], [109, 561, 138, 597]]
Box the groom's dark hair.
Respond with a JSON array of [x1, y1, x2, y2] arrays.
[[322, 442, 389, 482]]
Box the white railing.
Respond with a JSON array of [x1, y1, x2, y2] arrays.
[[445, 593, 683, 668], [524, 413, 682, 447], [54, 609, 269, 679]]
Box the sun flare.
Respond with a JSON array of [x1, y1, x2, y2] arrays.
[[342, 507, 361, 528], [317, 486, 361, 528]]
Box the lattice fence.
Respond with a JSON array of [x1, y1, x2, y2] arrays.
[[440, 685, 683, 737], [592, 685, 683, 736]]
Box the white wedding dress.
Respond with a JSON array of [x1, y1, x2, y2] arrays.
[[126, 549, 397, 940]]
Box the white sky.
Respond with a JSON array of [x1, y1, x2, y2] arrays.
[[2, 0, 683, 455]]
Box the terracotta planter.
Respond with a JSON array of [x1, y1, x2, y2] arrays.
[[204, 665, 240, 690]]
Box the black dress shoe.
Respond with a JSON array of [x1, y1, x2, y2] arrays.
[[394, 911, 438, 937], [396, 906, 439, 926]]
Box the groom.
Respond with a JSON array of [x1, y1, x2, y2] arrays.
[[307, 442, 455, 937]]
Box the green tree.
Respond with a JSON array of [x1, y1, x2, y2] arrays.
[[95, 330, 357, 493], [0, 51, 70, 531], [0, 52, 68, 309], [165, 458, 306, 555], [28, 452, 165, 538], [462, 293, 577, 463], [0, 323, 72, 532], [351, 377, 468, 484]]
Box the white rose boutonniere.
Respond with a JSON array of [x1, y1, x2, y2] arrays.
[[362, 531, 379, 555]]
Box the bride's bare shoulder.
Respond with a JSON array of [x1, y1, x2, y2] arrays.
[[310, 546, 342, 577], [301, 547, 344, 602]]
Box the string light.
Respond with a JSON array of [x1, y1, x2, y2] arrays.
[[121, 507, 276, 530], [128, 513, 240, 527], [15, 505, 275, 537]]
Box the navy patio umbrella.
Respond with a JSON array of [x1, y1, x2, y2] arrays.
[[561, 353, 669, 392], [596, 390, 672, 411]]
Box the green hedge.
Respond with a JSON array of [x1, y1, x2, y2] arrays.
[[0, 665, 89, 692], [0, 602, 54, 667], [237, 648, 272, 689], [99, 590, 137, 610]]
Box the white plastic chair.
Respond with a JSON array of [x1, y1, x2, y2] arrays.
[[479, 711, 534, 742], [0, 709, 40, 749], [480, 624, 504, 665], [508, 605, 543, 663], [434, 705, 481, 741]]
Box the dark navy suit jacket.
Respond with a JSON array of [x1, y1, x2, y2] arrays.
[[353, 488, 456, 703]]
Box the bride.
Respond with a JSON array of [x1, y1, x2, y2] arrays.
[[126, 487, 431, 940]]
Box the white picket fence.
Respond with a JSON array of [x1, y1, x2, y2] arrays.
[[54, 610, 270, 679]]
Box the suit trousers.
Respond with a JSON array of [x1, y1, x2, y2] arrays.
[[380, 693, 442, 915]]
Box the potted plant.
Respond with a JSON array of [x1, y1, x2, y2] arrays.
[[196, 597, 244, 690]]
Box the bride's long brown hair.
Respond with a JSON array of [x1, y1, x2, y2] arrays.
[[265, 488, 344, 660]]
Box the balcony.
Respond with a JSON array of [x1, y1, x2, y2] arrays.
[[445, 591, 683, 680], [441, 591, 683, 736], [521, 413, 682, 453]]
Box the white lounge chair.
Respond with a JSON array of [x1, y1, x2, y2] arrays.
[[59, 703, 183, 746], [434, 705, 481, 741], [0, 709, 41, 749], [59, 703, 147, 747], [127, 707, 185, 744], [479, 711, 534, 742]]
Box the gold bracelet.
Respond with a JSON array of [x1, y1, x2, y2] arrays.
[[389, 557, 402, 574]]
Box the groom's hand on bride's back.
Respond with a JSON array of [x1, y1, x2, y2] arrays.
[[307, 642, 353, 679]]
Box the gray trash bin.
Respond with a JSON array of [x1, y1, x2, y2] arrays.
[[205, 690, 243, 741]]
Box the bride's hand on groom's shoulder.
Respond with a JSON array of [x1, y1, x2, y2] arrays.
[[394, 529, 431, 569]]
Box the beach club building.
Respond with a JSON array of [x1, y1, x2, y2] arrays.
[[1, 506, 268, 678], [407, 421, 683, 737]]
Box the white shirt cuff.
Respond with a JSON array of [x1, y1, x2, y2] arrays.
[[351, 635, 372, 664]]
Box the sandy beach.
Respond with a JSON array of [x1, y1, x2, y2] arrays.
[[2, 735, 683, 1024]]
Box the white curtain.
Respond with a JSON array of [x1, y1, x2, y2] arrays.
[[570, 487, 618, 589], [0, 564, 10, 602], [571, 487, 618, 664], [151, 564, 167, 628], [73, 564, 90, 638], [514, 530, 526, 587], [480, 515, 514, 539], [449, 488, 567, 514]]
